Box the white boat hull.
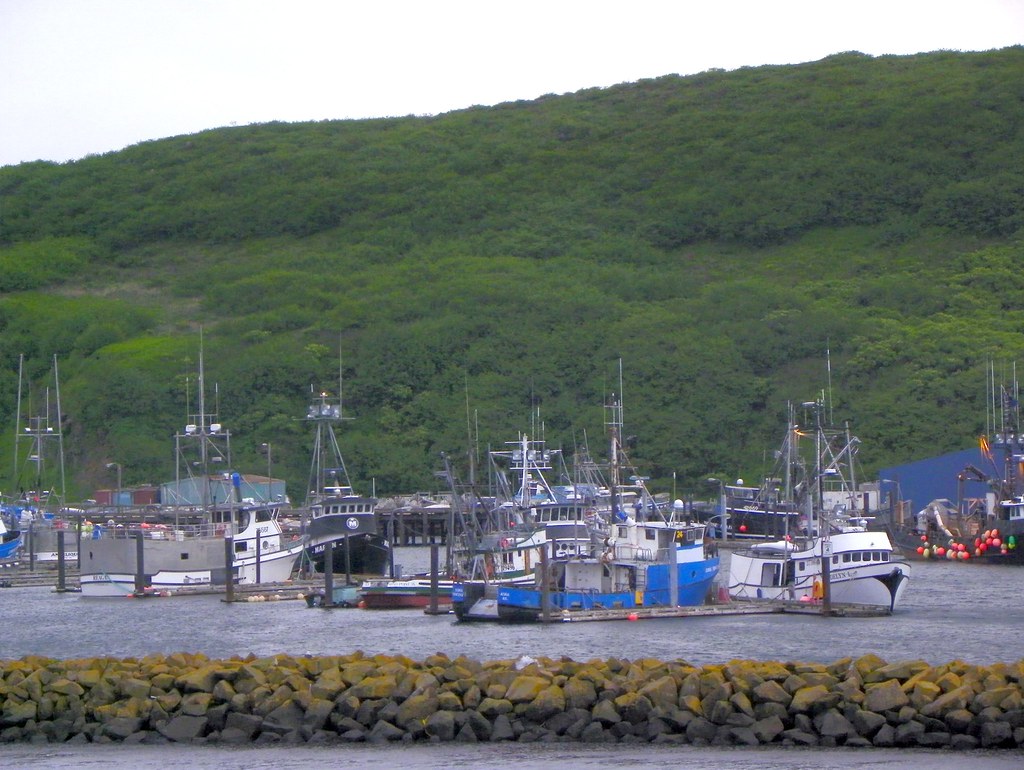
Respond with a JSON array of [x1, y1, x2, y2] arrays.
[[79, 533, 306, 597], [727, 531, 911, 611]]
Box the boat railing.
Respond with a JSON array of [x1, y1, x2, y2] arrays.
[[609, 543, 659, 561], [88, 520, 236, 541]]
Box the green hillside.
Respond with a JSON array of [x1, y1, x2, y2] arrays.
[[2, 47, 1023, 503]]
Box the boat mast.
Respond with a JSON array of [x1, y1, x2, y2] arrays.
[[304, 388, 352, 505], [173, 336, 231, 522], [13, 355, 67, 505], [606, 393, 623, 520]]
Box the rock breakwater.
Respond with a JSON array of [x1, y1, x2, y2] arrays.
[[2, 652, 1022, 749]]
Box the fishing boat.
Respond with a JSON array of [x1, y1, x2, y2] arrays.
[[298, 390, 389, 578], [727, 529, 911, 611], [359, 574, 454, 609], [487, 395, 720, 622], [494, 516, 719, 622], [303, 583, 360, 608], [727, 397, 911, 611]]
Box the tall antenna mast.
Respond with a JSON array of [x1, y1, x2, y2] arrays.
[[52, 355, 67, 503], [826, 343, 834, 426], [338, 338, 344, 421], [13, 355, 67, 503], [13, 355, 24, 483]]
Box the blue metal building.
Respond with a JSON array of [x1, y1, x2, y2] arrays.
[[878, 446, 994, 513]]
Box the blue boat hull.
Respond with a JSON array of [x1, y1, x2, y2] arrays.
[[494, 557, 719, 622], [0, 535, 22, 560]]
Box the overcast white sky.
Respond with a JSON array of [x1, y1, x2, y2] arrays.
[[2, 0, 1022, 167]]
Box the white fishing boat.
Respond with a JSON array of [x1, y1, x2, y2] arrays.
[[79, 497, 306, 597], [727, 529, 911, 611], [726, 397, 911, 611]]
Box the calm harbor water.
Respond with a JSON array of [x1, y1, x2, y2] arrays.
[[1, 548, 1022, 767]]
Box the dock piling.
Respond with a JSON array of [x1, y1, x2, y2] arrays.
[[323, 540, 335, 607], [134, 531, 146, 594], [224, 534, 234, 603], [429, 544, 439, 614], [56, 531, 67, 592]]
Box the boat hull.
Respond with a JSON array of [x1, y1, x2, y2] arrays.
[[450, 574, 542, 621], [79, 532, 304, 597], [359, 577, 453, 608], [304, 533, 390, 576], [727, 531, 912, 611], [0, 536, 22, 560], [492, 557, 720, 623]]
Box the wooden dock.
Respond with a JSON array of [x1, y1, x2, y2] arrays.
[[550, 599, 893, 622]]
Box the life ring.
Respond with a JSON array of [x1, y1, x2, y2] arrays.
[[600, 550, 613, 564]]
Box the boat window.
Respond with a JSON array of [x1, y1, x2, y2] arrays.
[[618, 527, 628, 538], [645, 529, 656, 540], [798, 561, 806, 571], [872, 551, 881, 561], [882, 552, 889, 562], [832, 555, 839, 565], [842, 553, 851, 563], [852, 552, 862, 562]]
